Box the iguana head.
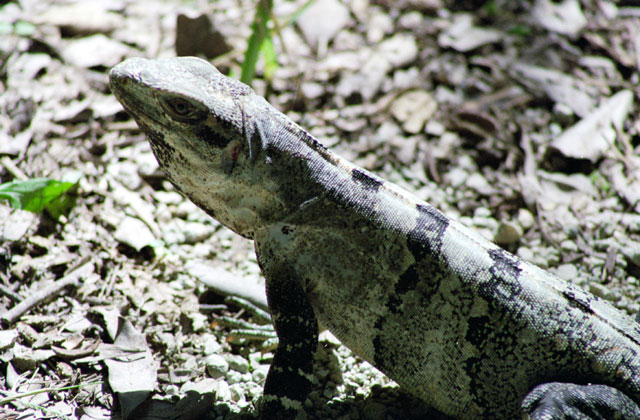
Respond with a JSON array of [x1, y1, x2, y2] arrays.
[[109, 57, 288, 238]]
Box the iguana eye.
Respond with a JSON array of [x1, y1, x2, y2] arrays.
[[161, 97, 206, 123]]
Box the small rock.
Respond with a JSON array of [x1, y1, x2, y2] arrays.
[[300, 81, 325, 100], [206, 355, 229, 379], [176, 13, 231, 59], [517, 208, 535, 230], [560, 240, 578, 253], [621, 241, 640, 267], [366, 10, 393, 43], [13, 344, 55, 371], [229, 383, 245, 402], [252, 365, 269, 383], [438, 14, 502, 52], [517, 247, 535, 262], [546, 89, 632, 163], [0, 329, 18, 350], [203, 336, 222, 356], [466, 172, 493, 196], [297, 0, 350, 49], [392, 67, 421, 90], [336, 52, 390, 101], [181, 378, 218, 395], [2, 209, 36, 241], [555, 264, 578, 281], [225, 370, 242, 384], [216, 380, 231, 402], [494, 222, 523, 245], [61, 34, 131, 68], [390, 90, 437, 134], [187, 312, 209, 333], [36, 3, 122, 35], [378, 33, 418, 68], [183, 221, 214, 244], [444, 167, 468, 188], [589, 283, 616, 301], [225, 354, 249, 373], [114, 216, 155, 252], [532, 0, 587, 38], [155, 191, 183, 205], [425, 120, 445, 136]]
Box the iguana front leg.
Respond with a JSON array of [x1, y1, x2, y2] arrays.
[[522, 382, 640, 420], [260, 267, 318, 420]]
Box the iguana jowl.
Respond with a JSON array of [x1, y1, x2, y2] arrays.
[[109, 57, 640, 420]]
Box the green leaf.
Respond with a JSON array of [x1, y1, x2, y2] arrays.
[[261, 36, 278, 80], [0, 178, 78, 219], [241, 0, 273, 84]]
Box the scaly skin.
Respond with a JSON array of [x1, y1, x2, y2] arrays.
[[109, 57, 640, 420]]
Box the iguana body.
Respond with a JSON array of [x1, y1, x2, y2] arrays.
[[109, 57, 640, 419]]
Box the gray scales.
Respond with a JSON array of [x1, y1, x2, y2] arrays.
[[109, 57, 640, 420]]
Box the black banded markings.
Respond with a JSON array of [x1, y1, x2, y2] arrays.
[[386, 264, 420, 313], [477, 248, 523, 303], [407, 204, 450, 261], [262, 267, 318, 418], [562, 288, 594, 314], [137, 120, 179, 167], [196, 125, 233, 148], [352, 168, 383, 192]]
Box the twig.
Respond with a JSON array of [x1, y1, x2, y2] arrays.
[[0, 381, 103, 405], [0, 282, 22, 303], [0, 156, 27, 180], [1, 258, 92, 326]]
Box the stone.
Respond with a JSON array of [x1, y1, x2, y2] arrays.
[[297, 0, 350, 49], [206, 354, 229, 379]]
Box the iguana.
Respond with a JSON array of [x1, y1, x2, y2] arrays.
[[109, 56, 640, 420]]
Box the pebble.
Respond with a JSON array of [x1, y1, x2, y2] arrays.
[[216, 380, 231, 402], [466, 172, 493, 196], [589, 282, 616, 301], [206, 354, 229, 379], [336, 52, 390, 101], [366, 10, 393, 43], [438, 13, 502, 52], [225, 370, 243, 384], [225, 354, 250, 373], [297, 0, 350, 49], [445, 167, 468, 188], [621, 241, 640, 266], [378, 33, 418, 68], [517, 246, 535, 263], [60, 34, 132, 68], [2, 209, 36, 241], [0, 329, 18, 350], [182, 221, 214, 244], [390, 90, 437, 134], [252, 365, 269, 383], [203, 336, 222, 355], [555, 264, 578, 281], [517, 208, 535, 231], [494, 221, 523, 245], [113, 216, 155, 251], [229, 383, 245, 402], [300, 81, 325, 100]]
